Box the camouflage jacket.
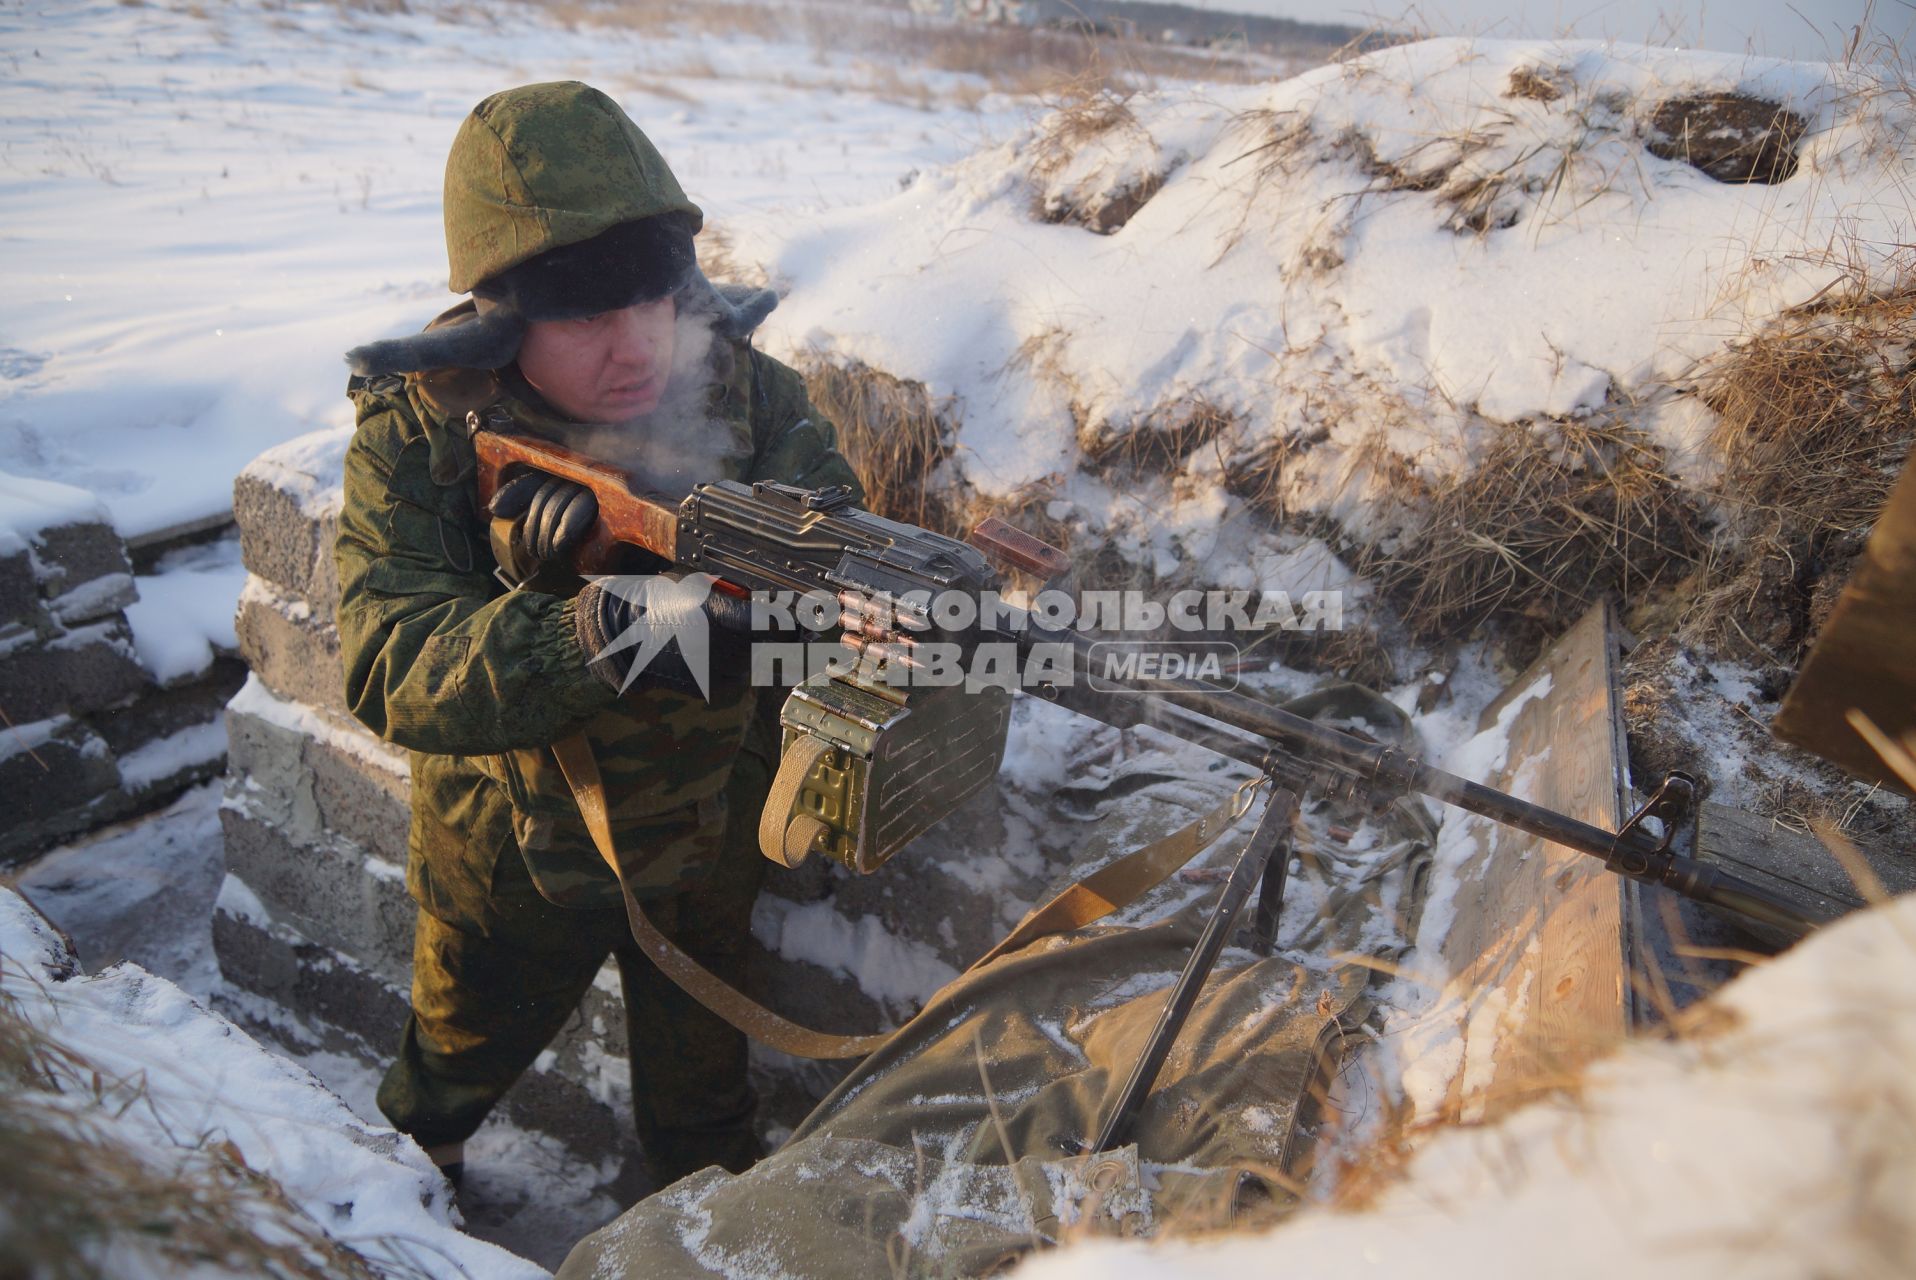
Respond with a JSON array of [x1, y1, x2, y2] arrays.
[[335, 335, 860, 921]]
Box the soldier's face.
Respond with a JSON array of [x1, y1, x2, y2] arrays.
[[518, 296, 677, 423]]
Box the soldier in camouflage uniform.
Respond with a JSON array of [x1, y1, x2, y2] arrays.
[[333, 81, 861, 1189]]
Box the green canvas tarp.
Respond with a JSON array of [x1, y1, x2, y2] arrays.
[[559, 688, 1434, 1279]]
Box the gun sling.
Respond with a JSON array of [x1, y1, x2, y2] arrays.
[[550, 732, 1260, 1060]]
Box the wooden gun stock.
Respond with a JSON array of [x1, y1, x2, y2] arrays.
[[471, 429, 683, 575]]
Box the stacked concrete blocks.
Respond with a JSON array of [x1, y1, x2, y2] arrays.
[[1, 475, 238, 862]]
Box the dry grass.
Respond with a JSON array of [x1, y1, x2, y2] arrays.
[[0, 964, 408, 1279], [516, 0, 1296, 100], [1365, 417, 1701, 647], [796, 342, 1080, 596], [1222, 434, 1295, 521], [694, 222, 770, 291], [794, 354, 962, 535], [1504, 65, 1565, 103], [1027, 77, 1144, 182], [536, 0, 787, 43], [892, 17, 1283, 94], [1678, 282, 1916, 662], [1024, 74, 1170, 231], [616, 72, 701, 105], [1232, 74, 1811, 251], [1080, 397, 1242, 475]]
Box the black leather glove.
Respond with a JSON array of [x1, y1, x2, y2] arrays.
[[488, 471, 598, 564]]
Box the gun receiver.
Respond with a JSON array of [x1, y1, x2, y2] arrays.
[[471, 425, 1831, 938], [474, 426, 1012, 874]]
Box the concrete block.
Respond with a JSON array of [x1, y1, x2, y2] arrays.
[[0, 616, 148, 723], [234, 469, 340, 608], [46, 571, 136, 626], [224, 683, 410, 866], [0, 547, 36, 627], [219, 802, 416, 986], [214, 887, 411, 1050], [115, 715, 229, 805], [32, 519, 134, 604], [232, 426, 351, 607], [215, 796, 640, 1097], [83, 660, 243, 811], [0, 716, 125, 865], [126, 514, 240, 571], [215, 878, 643, 1170], [235, 578, 346, 714], [94, 655, 246, 758]]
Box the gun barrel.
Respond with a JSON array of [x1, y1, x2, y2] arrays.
[[1024, 626, 1831, 938]]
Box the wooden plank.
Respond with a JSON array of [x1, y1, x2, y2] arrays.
[[1773, 441, 1916, 791], [1436, 603, 1633, 1123], [1689, 802, 1914, 947]]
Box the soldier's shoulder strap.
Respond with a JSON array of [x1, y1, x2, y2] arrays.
[[550, 732, 1257, 1062]]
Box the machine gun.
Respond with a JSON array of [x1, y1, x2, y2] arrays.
[[474, 424, 1830, 941], [476, 424, 1843, 1149]]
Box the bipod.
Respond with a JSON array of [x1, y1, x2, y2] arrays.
[[1086, 784, 1298, 1154]]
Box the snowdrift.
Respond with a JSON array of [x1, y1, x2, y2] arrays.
[[751, 39, 1915, 633], [0, 888, 537, 1278]]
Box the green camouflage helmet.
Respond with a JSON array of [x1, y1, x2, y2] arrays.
[[443, 80, 703, 296]]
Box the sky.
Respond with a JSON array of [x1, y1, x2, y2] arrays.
[[1116, 0, 1913, 61]]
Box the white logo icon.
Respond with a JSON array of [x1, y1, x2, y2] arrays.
[[585, 573, 719, 698]]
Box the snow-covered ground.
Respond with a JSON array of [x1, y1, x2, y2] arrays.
[[0, 885, 541, 1279], [0, 0, 1043, 543], [750, 38, 1915, 578], [15, 781, 226, 996], [3, 0, 1912, 1274]]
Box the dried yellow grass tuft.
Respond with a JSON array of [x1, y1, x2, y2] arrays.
[[1680, 281, 1915, 661], [1367, 417, 1700, 646], [795, 354, 961, 536]]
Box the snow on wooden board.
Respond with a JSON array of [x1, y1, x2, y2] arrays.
[[1435, 602, 1633, 1123], [1360, 605, 1634, 1129]]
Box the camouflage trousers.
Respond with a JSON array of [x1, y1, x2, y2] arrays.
[[377, 750, 770, 1187]]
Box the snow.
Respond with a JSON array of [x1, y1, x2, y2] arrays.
[[0, 712, 72, 765], [227, 671, 411, 778], [44, 570, 133, 624], [1372, 668, 1555, 1121], [752, 893, 961, 1012], [282, 1034, 630, 1273], [240, 426, 355, 520], [1020, 890, 1916, 1280], [16, 782, 226, 996], [0, 469, 111, 551], [3, 0, 1909, 1271], [0, 0, 1035, 540], [0, 885, 542, 1280], [756, 37, 1916, 577], [123, 532, 246, 684], [118, 716, 228, 790]]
